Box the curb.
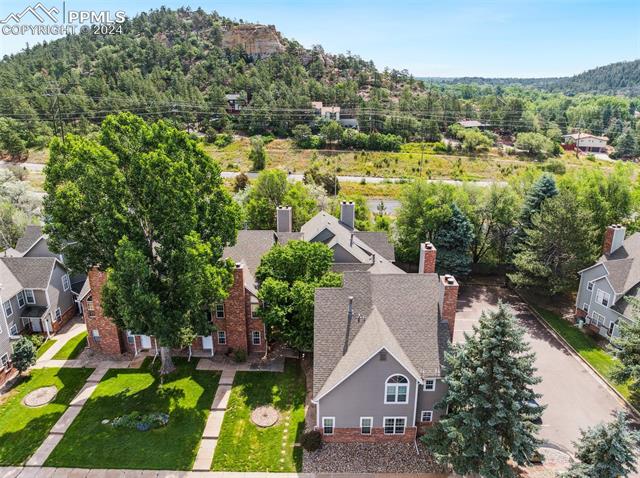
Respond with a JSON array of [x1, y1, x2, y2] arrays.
[[512, 289, 640, 421]]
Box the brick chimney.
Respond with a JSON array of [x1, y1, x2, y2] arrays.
[[340, 201, 355, 230], [276, 206, 292, 233], [603, 224, 626, 255], [85, 268, 124, 355], [224, 263, 249, 353], [441, 274, 459, 340], [419, 242, 437, 274]]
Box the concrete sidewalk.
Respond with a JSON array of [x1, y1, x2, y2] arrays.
[[36, 319, 86, 363]]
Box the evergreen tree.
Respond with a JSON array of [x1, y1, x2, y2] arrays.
[[559, 413, 639, 478], [611, 298, 640, 391], [12, 336, 36, 374], [248, 136, 267, 171], [509, 190, 597, 294], [423, 303, 543, 478], [519, 173, 558, 231], [614, 128, 638, 158], [433, 203, 474, 276]]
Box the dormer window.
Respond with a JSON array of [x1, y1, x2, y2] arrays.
[[385, 374, 409, 404]]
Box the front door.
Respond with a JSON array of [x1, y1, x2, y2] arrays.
[[31, 317, 42, 332], [202, 335, 213, 350], [140, 335, 152, 349]]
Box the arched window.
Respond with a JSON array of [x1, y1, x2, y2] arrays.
[[385, 374, 409, 403]]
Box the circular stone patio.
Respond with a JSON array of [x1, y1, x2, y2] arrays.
[[251, 405, 279, 427], [23, 386, 58, 407]]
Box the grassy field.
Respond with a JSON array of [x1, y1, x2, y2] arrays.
[[52, 331, 88, 360], [45, 358, 219, 470], [532, 306, 634, 405], [203, 137, 621, 181], [35, 339, 57, 359], [0, 367, 93, 465], [211, 359, 306, 472]]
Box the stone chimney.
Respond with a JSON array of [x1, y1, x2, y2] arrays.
[[441, 274, 459, 340], [419, 242, 437, 274], [340, 201, 355, 230], [276, 206, 292, 233], [603, 224, 626, 255]]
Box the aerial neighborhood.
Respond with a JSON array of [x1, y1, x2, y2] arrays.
[[1, 4, 640, 478]]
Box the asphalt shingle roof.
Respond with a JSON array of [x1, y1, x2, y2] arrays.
[[0, 257, 56, 298], [222, 230, 276, 277], [354, 232, 395, 261], [14, 225, 43, 253], [595, 233, 640, 300], [313, 271, 447, 397]]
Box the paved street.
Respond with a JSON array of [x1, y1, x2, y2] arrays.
[[455, 285, 632, 453]]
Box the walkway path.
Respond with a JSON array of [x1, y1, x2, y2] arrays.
[[25, 366, 110, 467], [36, 318, 86, 363], [193, 369, 236, 471]]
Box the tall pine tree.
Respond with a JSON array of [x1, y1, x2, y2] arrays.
[[559, 413, 639, 478], [433, 203, 474, 276], [611, 298, 640, 391], [519, 173, 558, 231], [423, 302, 543, 478]]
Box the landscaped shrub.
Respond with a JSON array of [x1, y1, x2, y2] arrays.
[[110, 411, 169, 431], [27, 334, 45, 349], [300, 430, 322, 451], [233, 349, 247, 363]]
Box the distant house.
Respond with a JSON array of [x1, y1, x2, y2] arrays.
[[562, 133, 608, 153], [311, 101, 359, 129], [457, 119, 489, 129], [225, 94, 243, 113], [0, 226, 81, 384], [576, 224, 640, 341]]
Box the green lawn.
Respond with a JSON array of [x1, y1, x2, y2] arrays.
[[532, 306, 634, 404], [52, 331, 88, 360], [212, 359, 306, 472], [35, 339, 57, 359], [45, 358, 219, 470], [0, 367, 93, 465]]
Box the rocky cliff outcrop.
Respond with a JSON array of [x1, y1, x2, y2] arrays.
[[221, 24, 286, 58]]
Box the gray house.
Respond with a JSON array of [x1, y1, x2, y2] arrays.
[[312, 242, 458, 442], [576, 224, 640, 340], [0, 226, 79, 384]]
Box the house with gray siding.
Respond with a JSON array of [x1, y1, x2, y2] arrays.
[[0, 226, 79, 384], [575, 224, 640, 340], [312, 242, 458, 442]]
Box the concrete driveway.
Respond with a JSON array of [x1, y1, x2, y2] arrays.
[[455, 285, 632, 453]]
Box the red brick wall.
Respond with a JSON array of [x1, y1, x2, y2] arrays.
[[83, 268, 124, 355], [421, 242, 437, 274], [246, 290, 266, 354], [575, 307, 587, 319], [323, 427, 418, 443], [223, 265, 249, 353], [603, 226, 615, 255], [441, 275, 459, 340], [51, 304, 76, 333]]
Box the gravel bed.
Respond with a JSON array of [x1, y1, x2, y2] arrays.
[[303, 441, 448, 473]]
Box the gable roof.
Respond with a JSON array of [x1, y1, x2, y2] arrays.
[[313, 271, 447, 398], [222, 230, 276, 277], [0, 257, 57, 298], [354, 232, 395, 261], [597, 233, 640, 299], [14, 225, 44, 253]]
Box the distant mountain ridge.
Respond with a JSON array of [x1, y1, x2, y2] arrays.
[[421, 59, 640, 96]]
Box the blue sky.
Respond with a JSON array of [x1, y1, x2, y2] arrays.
[[1, 0, 638, 77]]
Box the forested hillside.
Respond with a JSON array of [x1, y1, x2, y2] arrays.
[[0, 7, 638, 158], [424, 59, 640, 96]]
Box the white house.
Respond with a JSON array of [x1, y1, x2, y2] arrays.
[[562, 133, 608, 153]]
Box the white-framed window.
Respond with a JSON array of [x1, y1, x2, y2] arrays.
[[596, 289, 610, 307], [583, 303, 589, 312], [587, 281, 594, 291], [252, 330, 261, 345], [608, 321, 617, 336], [385, 374, 409, 404], [215, 304, 225, 319], [421, 410, 433, 422], [24, 289, 35, 304], [0, 353, 9, 369], [218, 331, 226, 344], [383, 417, 406, 435], [251, 302, 260, 319], [3, 300, 13, 318], [62, 274, 71, 292], [54, 308, 62, 322], [360, 417, 373, 435], [592, 311, 605, 327], [91, 329, 101, 342], [322, 417, 335, 435], [423, 378, 436, 391], [17, 291, 25, 308], [9, 323, 18, 336]]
